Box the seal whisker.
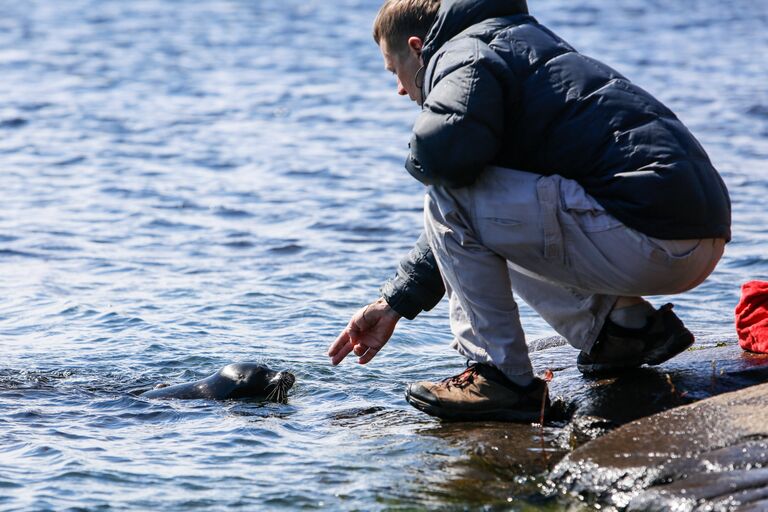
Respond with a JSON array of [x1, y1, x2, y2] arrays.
[[271, 382, 286, 404], [267, 383, 284, 403]]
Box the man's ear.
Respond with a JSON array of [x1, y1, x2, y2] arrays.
[[407, 36, 423, 56]]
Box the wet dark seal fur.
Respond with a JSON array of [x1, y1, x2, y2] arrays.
[[140, 363, 295, 402]]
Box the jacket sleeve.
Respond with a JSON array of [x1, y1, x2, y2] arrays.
[[380, 232, 445, 320], [406, 40, 506, 188]]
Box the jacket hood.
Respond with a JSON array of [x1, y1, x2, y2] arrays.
[[422, 0, 529, 63]]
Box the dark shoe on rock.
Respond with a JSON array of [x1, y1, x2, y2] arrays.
[[405, 363, 550, 422], [577, 303, 694, 376]]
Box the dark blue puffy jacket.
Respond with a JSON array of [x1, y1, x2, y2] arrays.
[[382, 0, 731, 320]]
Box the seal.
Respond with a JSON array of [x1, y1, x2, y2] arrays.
[[140, 363, 295, 402]]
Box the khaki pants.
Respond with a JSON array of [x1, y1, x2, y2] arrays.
[[424, 167, 725, 382]]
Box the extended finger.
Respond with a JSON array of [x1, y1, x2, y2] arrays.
[[330, 340, 354, 366], [327, 329, 351, 357], [358, 346, 379, 365]]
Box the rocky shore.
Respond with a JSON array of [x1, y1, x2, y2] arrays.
[[547, 338, 768, 510], [428, 338, 768, 510]]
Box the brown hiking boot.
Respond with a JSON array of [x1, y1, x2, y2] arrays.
[[405, 363, 550, 422], [577, 303, 694, 376]]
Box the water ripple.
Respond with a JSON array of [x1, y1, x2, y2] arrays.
[[0, 0, 764, 510]]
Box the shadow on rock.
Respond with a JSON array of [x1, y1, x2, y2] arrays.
[[537, 338, 768, 447]]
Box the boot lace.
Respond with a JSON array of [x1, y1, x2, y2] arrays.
[[443, 363, 480, 390]]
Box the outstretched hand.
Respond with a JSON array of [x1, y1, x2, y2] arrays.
[[328, 298, 401, 365]]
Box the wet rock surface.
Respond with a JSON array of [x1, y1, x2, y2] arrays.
[[417, 338, 768, 509], [532, 337, 768, 429], [532, 338, 768, 510]]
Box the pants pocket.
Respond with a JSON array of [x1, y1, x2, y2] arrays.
[[643, 237, 703, 266], [559, 177, 624, 233], [536, 175, 565, 264]]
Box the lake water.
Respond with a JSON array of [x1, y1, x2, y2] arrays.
[[0, 0, 766, 510]]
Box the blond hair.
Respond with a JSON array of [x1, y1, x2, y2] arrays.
[[372, 0, 440, 53]]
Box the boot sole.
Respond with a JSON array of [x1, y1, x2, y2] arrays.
[[577, 331, 695, 376], [405, 389, 543, 423]]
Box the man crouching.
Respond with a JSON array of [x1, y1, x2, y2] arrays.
[[328, 0, 730, 422]]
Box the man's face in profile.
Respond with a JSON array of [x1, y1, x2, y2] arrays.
[[379, 37, 424, 105]]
